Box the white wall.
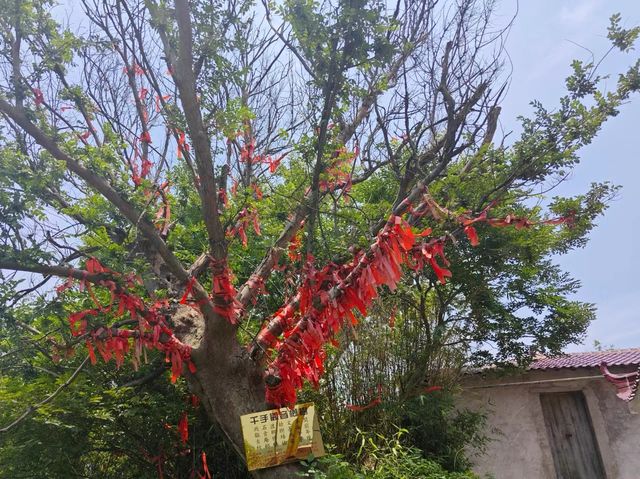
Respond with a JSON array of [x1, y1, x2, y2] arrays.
[[458, 368, 640, 479]]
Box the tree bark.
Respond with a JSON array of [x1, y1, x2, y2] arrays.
[[173, 305, 304, 478]]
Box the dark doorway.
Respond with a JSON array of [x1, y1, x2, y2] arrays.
[[539, 391, 606, 479]]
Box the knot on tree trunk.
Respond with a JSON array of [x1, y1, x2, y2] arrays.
[[170, 303, 205, 350]]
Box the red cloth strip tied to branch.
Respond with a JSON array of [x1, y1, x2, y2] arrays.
[[346, 384, 384, 411], [57, 258, 196, 383], [177, 412, 189, 444], [199, 451, 212, 479], [85, 310, 195, 383], [32, 87, 44, 106], [345, 384, 443, 412], [177, 258, 240, 326], [265, 214, 430, 406], [210, 259, 241, 325], [227, 207, 261, 248], [262, 197, 574, 407], [175, 129, 190, 159], [251, 300, 298, 360]]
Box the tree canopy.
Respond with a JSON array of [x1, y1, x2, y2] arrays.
[[0, 0, 638, 477]]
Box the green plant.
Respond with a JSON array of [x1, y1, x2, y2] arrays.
[[300, 428, 479, 479], [300, 454, 364, 479], [398, 393, 488, 472]]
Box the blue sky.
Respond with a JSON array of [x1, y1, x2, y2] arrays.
[[496, 1, 640, 351]]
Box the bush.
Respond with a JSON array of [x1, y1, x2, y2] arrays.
[[398, 392, 488, 471], [300, 429, 479, 479]]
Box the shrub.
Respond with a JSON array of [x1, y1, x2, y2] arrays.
[[300, 428, 479, 479], [398, 392, 489, 471]]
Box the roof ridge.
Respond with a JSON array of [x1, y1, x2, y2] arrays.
[[564, 347, 640, 355], [528, 347, 640, 370]]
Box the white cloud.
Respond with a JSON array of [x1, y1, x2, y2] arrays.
[[558, 0, 601, 27]]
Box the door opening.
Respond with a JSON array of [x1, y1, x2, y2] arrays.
[[539, 391, 606, 479]]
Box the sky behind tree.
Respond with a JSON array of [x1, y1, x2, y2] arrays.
[[497, 0, 640, 351]]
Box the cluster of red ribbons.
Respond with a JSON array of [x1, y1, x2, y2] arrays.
[[319, 145, 357, 194], [57, 258, 196, 383], [260, 194, 574, 407], [227, 207, 261, 248], [264, 213, 438, 406], [288, 232, 303, 262], [178, 259, 241, 326], [211, 260, 241, 325], [238, 136, 285, 174]]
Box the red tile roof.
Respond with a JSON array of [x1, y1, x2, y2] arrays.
[[529, 348, 640, 370]]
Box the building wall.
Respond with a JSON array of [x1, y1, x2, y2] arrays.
[[458, 368, 640, 479]]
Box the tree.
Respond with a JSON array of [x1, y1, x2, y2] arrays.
[[0, 0, 638, 477]]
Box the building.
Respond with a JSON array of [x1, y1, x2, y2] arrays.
[[459, 348, 640, 479]]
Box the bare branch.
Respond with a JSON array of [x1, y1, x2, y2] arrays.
[[162, 0, 226, 259]]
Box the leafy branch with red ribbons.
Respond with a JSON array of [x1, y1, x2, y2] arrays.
[[56, 258, 196, 383], [253, 192, 573, 407]]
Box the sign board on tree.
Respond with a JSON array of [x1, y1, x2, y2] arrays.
[[240, 402, 325, 471]]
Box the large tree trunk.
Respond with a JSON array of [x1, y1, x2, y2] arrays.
[[174, 305, 304, 478]]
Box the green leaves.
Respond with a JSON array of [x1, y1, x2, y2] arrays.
[[301, 426, 481, 479], [566, 60, 598, 98], [212, 98, 255, 140], [608, 13, 640, 52], [281, 0, 396, 85]]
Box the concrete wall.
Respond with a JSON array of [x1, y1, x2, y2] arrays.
[[458, 367, 640, 478]]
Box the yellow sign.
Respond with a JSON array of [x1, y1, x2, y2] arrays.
[[240, 402, 325, 471]]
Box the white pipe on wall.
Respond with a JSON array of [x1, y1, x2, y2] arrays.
[[463, 375, 604, 389]]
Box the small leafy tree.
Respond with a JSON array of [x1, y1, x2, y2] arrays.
[[0, 0, 639, 477]]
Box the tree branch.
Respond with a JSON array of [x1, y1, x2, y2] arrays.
[[236, 45, 417, 310], [0, 98, 217, 323], [0, 355, 90, 434], [168, 0, 226, 260], [0, 259, 111, 284]]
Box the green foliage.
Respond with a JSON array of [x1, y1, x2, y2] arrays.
[[281, 0, 394, 78], [608, 13, 640, 52], [397, 394, 488, 472], [300, 429, 479, 479], [0, 346, 248, 478]]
